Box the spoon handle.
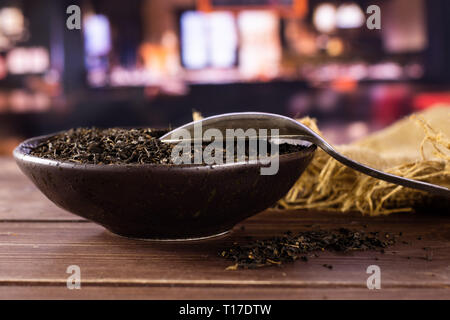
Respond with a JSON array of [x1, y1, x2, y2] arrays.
[[303, 135, 450, 198]]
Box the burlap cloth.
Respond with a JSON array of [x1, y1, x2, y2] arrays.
[[278, 105, 450, 215]]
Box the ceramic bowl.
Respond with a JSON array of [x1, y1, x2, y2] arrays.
[[14, 133, 316, 240]]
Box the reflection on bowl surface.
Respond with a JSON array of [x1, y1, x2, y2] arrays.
[[14, 133, 316, 240]]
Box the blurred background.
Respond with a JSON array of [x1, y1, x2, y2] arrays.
[[1, 0, 450, 155]]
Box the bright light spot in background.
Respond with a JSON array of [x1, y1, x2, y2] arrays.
[[87, 69, 107, 87], [209, 13, 237, 68], [237, 10, 281, 79], [326, 38, 344, 56], [0, 7, 24, 37], [382, 0, 427, 53], [368, 62, 403, 80], [336, 3, 365, 29], [347, 63, 368, 80], [83, 14, 111, 57], [9, 90, 28, 112], [8, 91, 50, 112], [160, 31, 180, 75], [180, 11, 237, 69], [6, 47, 49, 74], [347, 122, 369, 141], [7, 90, 50, 113], [313, 3, 336, 33], [181, 12, 207, 69]]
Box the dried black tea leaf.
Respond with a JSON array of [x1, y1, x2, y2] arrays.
[[30, 127, 306, 165], [221, 228, 398, 269]]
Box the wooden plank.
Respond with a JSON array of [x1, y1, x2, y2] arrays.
[[1, 156, 450, 299], [0, 218, 449, 294], [0, 157, 83, 221], [2, 286, 450, 300]]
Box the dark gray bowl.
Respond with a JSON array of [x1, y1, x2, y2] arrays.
[[13, 133, 316, 240]]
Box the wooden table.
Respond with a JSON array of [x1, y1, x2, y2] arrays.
[[1, 157, 449, 300]]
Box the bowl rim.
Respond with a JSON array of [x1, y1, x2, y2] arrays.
[[13, 131, 316, 171]]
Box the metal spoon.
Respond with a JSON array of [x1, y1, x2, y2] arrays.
[[160, 112, 450, 198]]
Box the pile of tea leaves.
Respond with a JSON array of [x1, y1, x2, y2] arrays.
[[30, 128, 173, 164], [221, 228, 398, 270], [30, 127, 306, 165]]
